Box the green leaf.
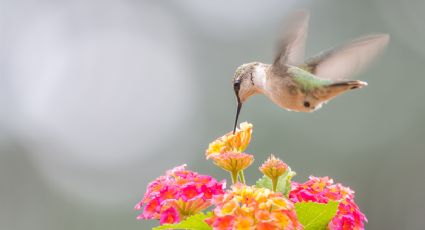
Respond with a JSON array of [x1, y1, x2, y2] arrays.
[[153, 212, 213, 230], [256, 175, 274, 189], [295, 201, 339, 230], [255, 167, 296, 197]]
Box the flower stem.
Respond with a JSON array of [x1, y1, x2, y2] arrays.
[[271, 177, 278, 192], [231, 171, 239, 184], [238, 170, 246, 184]]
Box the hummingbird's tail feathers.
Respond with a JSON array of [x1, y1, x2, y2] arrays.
[[330, 80, 368, 89], [315, 80, 368, 101]]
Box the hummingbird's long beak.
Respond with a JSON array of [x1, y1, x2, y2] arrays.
[[233, 100, 242, 134], [233, 80, 242, 134]]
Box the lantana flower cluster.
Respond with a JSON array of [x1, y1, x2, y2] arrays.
[[290, 176, 367, 230], [135, 164, 225, 224], [135, 122, 368, 230], [206, 183, 301, 230]]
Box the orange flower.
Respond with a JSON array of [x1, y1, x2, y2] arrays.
[[206, 184, 302, 230], [206, 122, 253, 158], [211, 152, 254, 174], [210, 152, 254, 184]]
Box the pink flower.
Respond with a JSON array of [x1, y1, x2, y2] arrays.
[[289, 176, 367, 230], [160, 207, 180, 225], [181, 184, 202, 201], [135, 164, 225, 224]]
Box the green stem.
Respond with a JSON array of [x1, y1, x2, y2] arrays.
[[230, 171, 238, 184], [271, 177, 278, 192], [238, 170, 246, 184]]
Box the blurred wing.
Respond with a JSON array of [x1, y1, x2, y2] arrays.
[[272, 10, 309, 74], [305, 34, 389, 80]]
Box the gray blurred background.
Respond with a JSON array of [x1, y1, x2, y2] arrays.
[[1, 0, 424, 229]]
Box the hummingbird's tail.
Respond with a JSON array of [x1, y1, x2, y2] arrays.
[[317, 80, 368, 101], [330, 80, 368, 90]]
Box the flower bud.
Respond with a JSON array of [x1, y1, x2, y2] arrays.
[[259, 154, 288, 192], [259, 154, 288, 179]]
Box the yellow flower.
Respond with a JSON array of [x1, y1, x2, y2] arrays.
[[206, 122, 253, 158]]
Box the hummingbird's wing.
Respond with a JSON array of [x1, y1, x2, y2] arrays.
[[304, 34, 389, 80], [272, 10, 309, 74]]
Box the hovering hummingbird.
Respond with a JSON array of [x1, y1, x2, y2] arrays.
[[232, 11, 389, 132]]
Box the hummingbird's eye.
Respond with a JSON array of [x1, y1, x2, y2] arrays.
[[233, 81, 241, 89]]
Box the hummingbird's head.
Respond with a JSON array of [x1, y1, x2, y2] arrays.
[[233, 62, 259, 103], [232, 62, 259, 133]]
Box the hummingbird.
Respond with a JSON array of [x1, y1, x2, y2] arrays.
[[232, 11, 389, 133]]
